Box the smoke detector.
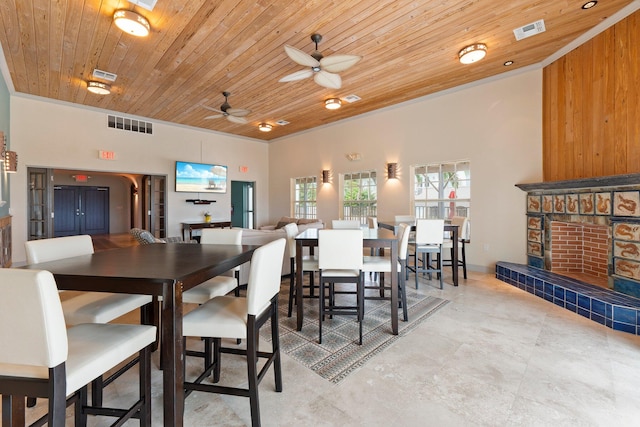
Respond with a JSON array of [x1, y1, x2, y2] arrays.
[[513, 19, 546, 41]]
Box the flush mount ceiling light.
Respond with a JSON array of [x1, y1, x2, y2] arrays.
[[582, 1, 597, 9], [87, 81, 111, 95], [325, 98, 342, 110], [113, 10, 150, 37], [458, 43, 487, 64], [258, 123, 272, 132]]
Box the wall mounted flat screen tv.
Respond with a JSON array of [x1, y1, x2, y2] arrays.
[[175, 161, 228, 193]]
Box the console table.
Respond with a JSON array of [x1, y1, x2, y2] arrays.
[[181, 220, 232, 241]]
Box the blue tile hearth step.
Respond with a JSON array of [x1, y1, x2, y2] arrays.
[[496, 262, 640, 335]]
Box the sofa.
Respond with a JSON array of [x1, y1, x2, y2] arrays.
[[236, 217, 323, 285]]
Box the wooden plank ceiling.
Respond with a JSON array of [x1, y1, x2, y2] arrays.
[[0, 0, 635, 141]]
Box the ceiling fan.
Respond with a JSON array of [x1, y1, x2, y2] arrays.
[[279, 34, 362, 89], [201, 92, 251, 124]]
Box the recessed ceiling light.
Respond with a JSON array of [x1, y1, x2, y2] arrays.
[[258, 123, 272, 132], [582, 1, 597, 9], [458, 43, 487, 64], [325, 98, 342, 110], [87, 81, 111, 95], [113, 10, 150, 37], [504, 60, 514, 66]]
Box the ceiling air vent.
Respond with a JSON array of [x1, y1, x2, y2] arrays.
[[127, 0, 158, 11], [92, 68, 117, 82], [513, 19, 546, 41], [275, 120, 290, 126], [344, 94, 361, 103]]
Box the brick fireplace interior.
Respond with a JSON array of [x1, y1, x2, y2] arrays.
[[550, 221, 610, 287]]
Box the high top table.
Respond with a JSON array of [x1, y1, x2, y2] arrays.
[[377, 219, 460, 286], [295, 227, 400, 335], [21, 242, 258, 427]]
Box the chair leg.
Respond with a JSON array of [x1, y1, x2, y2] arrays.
[[357, 274, 364, 345], [213, 338, 221, 383], [438, 250, 444, 289], [234, 270, 241, 297], [139, 345, 152, 426], [271, 304, 283, 392], [462, 243, 468, 279], [399, 271, 408, 322], [75, 386, 88, 427], [318, 275, 324, 344], [91, 376, 103, 406], [246, 317, 261, 427]]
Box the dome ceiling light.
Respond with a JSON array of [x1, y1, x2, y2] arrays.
[[113, 10, 150, 37], [458, 43, 487, 64]]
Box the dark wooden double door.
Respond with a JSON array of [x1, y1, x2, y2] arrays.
[[54, 185, 109, 236]]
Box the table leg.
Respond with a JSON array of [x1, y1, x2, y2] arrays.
[[2, 395, 25, 427], [161, 281, 184, 427], [295, 241, 304, 331], [390, 240, 399, 334]]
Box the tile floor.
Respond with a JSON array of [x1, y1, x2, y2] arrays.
[[11, 270, 640, 426]]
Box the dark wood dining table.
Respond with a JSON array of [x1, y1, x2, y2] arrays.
[[377, 219, 460, 286], [21, 242, 259, 427], [295, 227, 400, 335]]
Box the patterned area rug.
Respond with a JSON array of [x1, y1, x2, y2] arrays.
[[261, 278, 449, 383]]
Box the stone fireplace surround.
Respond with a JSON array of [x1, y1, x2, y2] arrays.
[[495, 174, 640, 336]]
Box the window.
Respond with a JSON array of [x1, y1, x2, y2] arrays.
[[341, 170, 377, 224], [292, 176, 317, 219], [413, 161, 470, 219]]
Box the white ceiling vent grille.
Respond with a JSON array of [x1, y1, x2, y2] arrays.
[[108, 115, 153, 134], [127, 0, 158, 11], [513, 19, 546, 41], [275, 120, 290, 126], [344, 94, 361, 103], [92, 68, 117, 82]]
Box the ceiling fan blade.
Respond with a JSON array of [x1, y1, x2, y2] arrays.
[[279, 69, 314, 82], [199, 104, 224, 114], [204, 114, 224, 119], [320, 54, 362, 73], [284, 45, 320, 68], [226, 108, 251, 117], [227, 115, 248, 124], [314, 70, 342, 89]]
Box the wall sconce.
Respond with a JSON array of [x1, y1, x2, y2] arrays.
[[387, 162, 398, 179], [4, 150, 18, 173], [322, 169, 330, 184], [113, 9, 151, 37]]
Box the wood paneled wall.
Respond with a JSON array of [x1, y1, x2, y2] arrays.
[[543, 10, 640, 181]]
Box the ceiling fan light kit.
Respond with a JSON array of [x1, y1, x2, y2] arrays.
[[325, 98, 342, 110], [258, 123, 272, 132], [458, 43, 487, 64], [113, 10, 150, 37], [87, 81, 111, 95]]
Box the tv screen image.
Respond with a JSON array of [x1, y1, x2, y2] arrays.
[[175, 161, 228, 193]]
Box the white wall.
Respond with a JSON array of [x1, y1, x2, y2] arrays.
[[269, 70, 544, 271], [9, 96, 269, 263]]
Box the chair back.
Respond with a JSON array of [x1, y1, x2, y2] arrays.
[[246, 239, 286, 316], [0, 269, 68, 369], [450, 216, 470, 242], [25, 235, 94, 264], [415, 219, 444, 245], [282, 222, 299, 258], [398, 223, 411, 261], [331, 219, 361, 229], [200, 228, 243, 244], [394, 215, 415, 223], [318, 229, 363, 270], [367, 217, 378, 229]]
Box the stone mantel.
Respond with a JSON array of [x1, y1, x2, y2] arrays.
[[516, 174, 640, 193]]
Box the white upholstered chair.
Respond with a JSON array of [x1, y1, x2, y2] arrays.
[[182, 238, 286, 427], [331, 219, 362, 229], [442, 216, 470, 279], [318, 229, 364, 345], [283, 223, 319, 317], [0, 269, 156, 426], [24, 235, 154, 406], [413, 219, 445, 289], [185, 228, 243, 303]]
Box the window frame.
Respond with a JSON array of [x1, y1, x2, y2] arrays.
[[411, 161, 470, 219], [339, 169, 378, 224], [291, 175, 318, 219]]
